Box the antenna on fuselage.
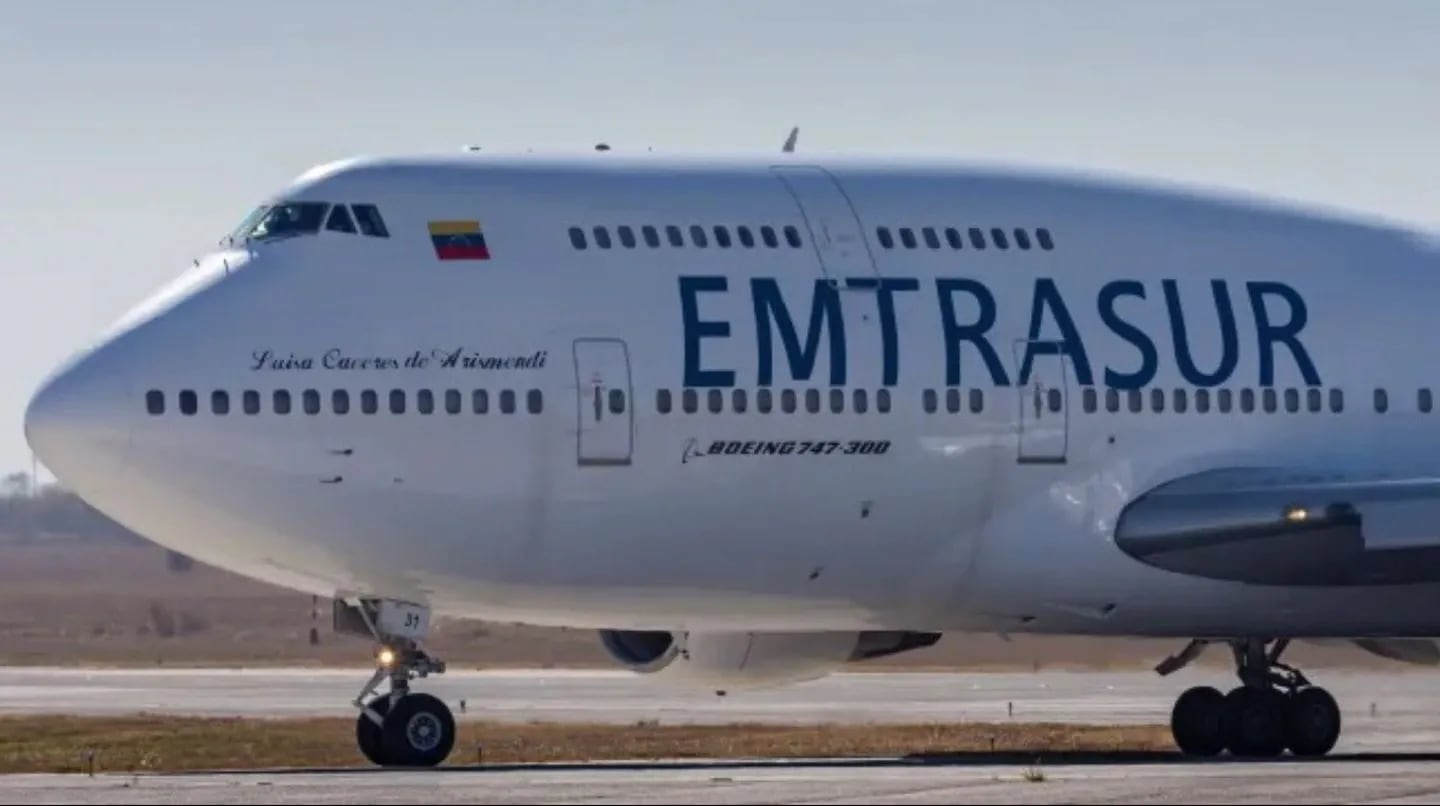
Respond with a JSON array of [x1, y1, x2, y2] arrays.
[[782, 126, 799, 153]]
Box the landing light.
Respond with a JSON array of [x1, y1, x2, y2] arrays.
[[1284, 506, 1309, 523], [378, 648, 396, 667]]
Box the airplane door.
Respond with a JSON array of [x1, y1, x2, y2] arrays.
[[1014, 340, 1069, 464], [573, 338, 634, 467], [771, 165, 880, 279]]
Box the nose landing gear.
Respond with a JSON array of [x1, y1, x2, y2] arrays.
[[1163, 639, 1341, 759], [338, 598, 456, 768]]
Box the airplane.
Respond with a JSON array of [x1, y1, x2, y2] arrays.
[[22, 143, 1440, 768]]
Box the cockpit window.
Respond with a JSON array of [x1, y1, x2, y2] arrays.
[[325, 205, 357, 233], [228, 206, 270, 242], [248, 202, 328, 240], [352, 204, 390, 238]]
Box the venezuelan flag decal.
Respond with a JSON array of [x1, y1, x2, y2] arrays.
[[428, 220, 491, 260]]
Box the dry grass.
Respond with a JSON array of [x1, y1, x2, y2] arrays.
[[0, 715, 1173, 774]]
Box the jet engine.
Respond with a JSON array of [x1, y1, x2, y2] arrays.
[[597, 629, 941, 690]]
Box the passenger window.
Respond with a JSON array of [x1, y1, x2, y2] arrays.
[[991, 228, 1009, 250], [758, 388, 773, 413], [805, 388, 821, 413], [179, 390, 197, 416], [244, 390, 261, 415], [472, 390, 489, 414], [642, 225, 660, 248], [211, 390, 229, 415], [1196, 389, 1210, 413], [737, 226, 755, 248], [1014, 229, 1032, 250], [830, 388, 845, 413], [761, 226, 779, 248], [325, 205, 357, 234], [1285, 388, 1299, 413], [303, 389, 320, 415], [352, 205, 390, 238], [1173, 389, 1187, 413], [612, 389, 628, 414], [1263, 389, 1276, 413], [689, 225, 708, 248], [1421, 389, 1433, 413], [500, 390, 516, 414], [362, 390, 379, 415], [333, 390, 351, 415], [1128, 390, 1142, 413], [446, 389, 462, 415], [1330, 388, 1344, 413], [683, 389, 698, 414], [1241, 389, 1255, 413], [657, 389, 672, 414], [273, 390, 291, 415], [618, 226, 636, 249], [1037, 228, 1055, 250], [947, 388, 961, 413], [1218, 389, 1233, 413], [707, 389, 723, 414], [923, 389, 938, 414], [1083, 387, 1097, 413], [853, 389, 868, 414], [568, 227, 587, 249], [1307, 388, 1321, 412], [923, 227, 940, 249], [945, 227, 963, 249], [666, 225, 684, 247], [146, 390, 164, 416], [784, 225, 803, 248], [1151, 388, 1165, 412], [782, 389, 797, 414], [877, 227, 894, 249], [970, 389, 984, 413], [968, 227, 986, 249], [1106, 388, 1120, 413], [593, 226, 611, 249], [900, 228, 917, 249], [417, 389, 434, 415], [1375, 388, 1388, 413], [389, 389, 406, 414], [876, 389, 891, 413], [1048, 388, 1062, 412], [713, 226, 732, 248], [732, 389, 747, 414]]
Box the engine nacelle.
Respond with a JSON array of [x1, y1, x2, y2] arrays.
[[598, 629, 940, 691]]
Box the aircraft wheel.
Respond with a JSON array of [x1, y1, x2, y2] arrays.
[[381, 693, 456, 767], [1170, 686, 1226, 757], [1223, 686, 1288, 758], [355, 695, 393, 766], [1286, 687, 1341, 757]]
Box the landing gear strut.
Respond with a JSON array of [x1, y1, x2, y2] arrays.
[[338, 598, 456, 767], [1162, 639, 1341, 759]]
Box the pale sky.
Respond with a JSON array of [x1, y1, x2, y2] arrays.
[[3, 0, 1439, 475]]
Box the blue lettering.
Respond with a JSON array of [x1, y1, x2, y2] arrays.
[[846, 277, 920, 385], [1097, 280, 1157, 389], [680, 276, 735, 388], [1247, 281, 1320, 386], [752, 278, 847, 386], [1164, 279, 1237, 387], [937, 278, 1009, 386], [1019, 279, 1094, 385]]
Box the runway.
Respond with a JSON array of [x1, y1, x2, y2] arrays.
[[8, 667, 1440, 803]]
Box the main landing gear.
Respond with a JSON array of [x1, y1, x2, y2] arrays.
[[337, 598, 456, 767], [1161, 639, 1341, 759]]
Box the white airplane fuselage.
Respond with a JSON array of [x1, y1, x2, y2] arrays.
[[27, 153, 1440, 641]]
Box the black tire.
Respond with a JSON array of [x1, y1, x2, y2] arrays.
[[381, 693, 456, 768], [1286, 687, 1341, 757], [356, 695, 393, 766], [1223, 687, 1288, 758], [1171, 686, 1226, 757]]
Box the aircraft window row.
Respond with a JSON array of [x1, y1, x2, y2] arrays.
[[569, 224, 805, 251], [239, 202, 390, 240], [146, 388, 542, 417], [875, 226, 1054, 252], [656, 388, 894, 415]]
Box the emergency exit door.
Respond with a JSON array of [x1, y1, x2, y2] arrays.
[[573, 339, 633, 466], [771, 165, 879, 279]]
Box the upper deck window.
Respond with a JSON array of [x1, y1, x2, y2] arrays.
[[248, 202, 328, 240], [352, 205, 390, 238]]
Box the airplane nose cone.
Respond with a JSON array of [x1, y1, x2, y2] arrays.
[[24, 343, 134, 496]]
